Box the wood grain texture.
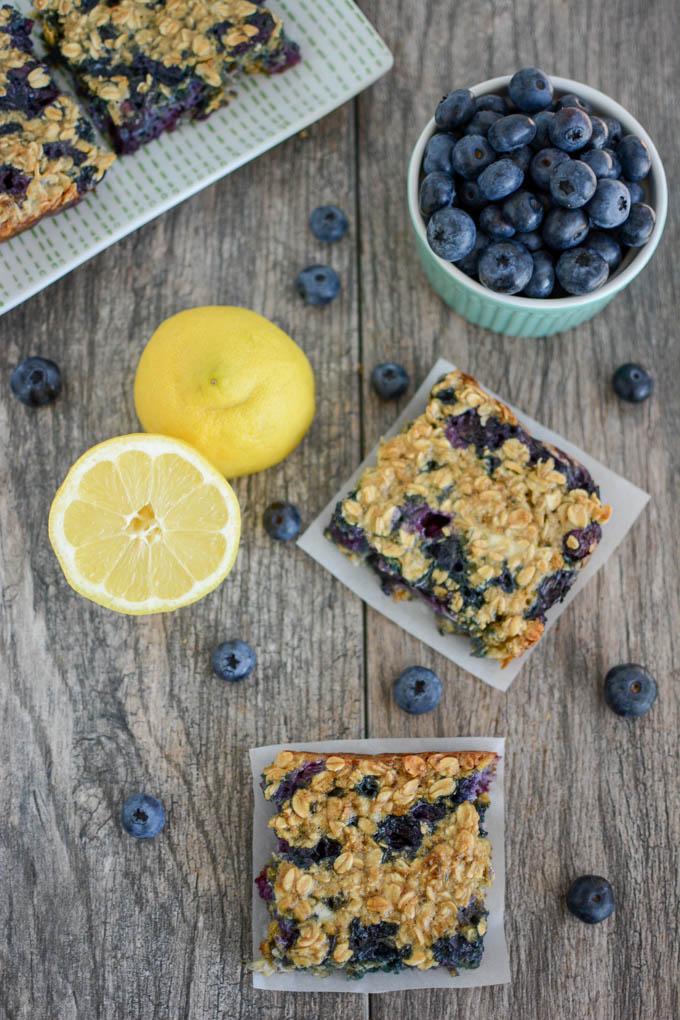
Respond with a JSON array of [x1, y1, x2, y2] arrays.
[[1, 0, 679, 1017]]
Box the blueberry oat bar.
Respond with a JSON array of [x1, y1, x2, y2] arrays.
[[35, 0, 301, 154], [0, 5, 114, 241], [327, 370, 612, 666], [255, 749, 497, 978]]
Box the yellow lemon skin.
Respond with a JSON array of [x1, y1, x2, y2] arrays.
[[133, 307, 315, 478]]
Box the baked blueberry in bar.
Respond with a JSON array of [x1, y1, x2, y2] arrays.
[[255, 749, 498, 978], [35, 0, 301, 155], [327, 370, 612, 666], [0, 5, 114, 241]]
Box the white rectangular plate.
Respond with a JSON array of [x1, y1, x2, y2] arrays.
[[0, 0, 392, 314], [298, 359, 650, 691], [250, 737, 509, 993]]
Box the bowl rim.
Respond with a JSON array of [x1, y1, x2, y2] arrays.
[[407, 74, 669, 310]]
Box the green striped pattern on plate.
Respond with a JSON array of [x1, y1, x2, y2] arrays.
[[0, 0, 392, 314]]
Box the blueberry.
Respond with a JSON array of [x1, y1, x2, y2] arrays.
[[532, 110, 555, 149], [419, 171, 455, 216], [457, 179, 488, 211], [530, 147, 570, 190], [506, 144, 533, 172], [371, 362, 410, 400], [263, 502, 301, 541], [554, 93, 592, 114], [601, 116, 622, 145], [549, 107, 592, 152], [502, 189, 544, 231], [10, 356, 62, 407], [601, 147, 622, 178], [556, 248, 609, 295], [355, 776, 380, 798], [455, 229, 490, 277], [586, 179, 630, 229], [619, 202, 655, 246], [584, 230, 622, 270], [588, 116, 609, 149], [478, 241, 533, 294], [121, 793, 165, 840], [435, 89, 475, 131], [463, 110, 502, 136], [296, 265, 340, 306], [426, 207, 476, 261], [624, 180, 645, 205], [212, 639, 257, 681], [617, 135, 651, 181], [604, 663, 657, 716], [476, 94, 509, 115], [452, 134, 495, 178], [515, 230, 543, 252], [612, 363, 654, 403], [393, 666, 442, 715], [580, 148, 615, 179], [566, 876, 615, 924], [488, 113, 537, 152], [549, 159, 597, 209], [479, 204, 515, 240], [309, 205, 348, 242], [423, 132, 456, 174], [477, 159, 524, 200], [523, 250, 555, 298], [542, 207, 589, 250], [508, 67, 553, 112]]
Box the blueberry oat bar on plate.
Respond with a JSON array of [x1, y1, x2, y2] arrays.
[[0, 5, 114, 241], [255, 749, 497, 977], [35, 0, 301, 154], [327, 369, 612, 666]]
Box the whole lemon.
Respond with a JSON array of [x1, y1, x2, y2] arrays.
[[134, 307, 315, 478]]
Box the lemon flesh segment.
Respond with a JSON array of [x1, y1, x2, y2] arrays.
[[49, 435, 241, 615]]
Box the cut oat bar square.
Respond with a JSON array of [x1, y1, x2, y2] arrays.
[[0, 4, 114, 242], [326, 369, 612, 666], [254, 749, 498, 978], [35, 0, 301, 154]]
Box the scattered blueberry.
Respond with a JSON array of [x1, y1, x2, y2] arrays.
[[309, 205, 348, 242], [478, 241, 534, 294], [508, 67, 553, 112], [502, 189, 544, 231], [580, 148, 615, 180], [419, 171, 455, 216], [584, 230, 622, 270], [604, 663, 657, 717], [475, 94, 509, 115], [617, 135, 651, 181], [488, 113, 537, 152], [523, 249, 555, 298], [556, 248, 609, 295], [423, 132, 456, 174], [549, 106, 592, 152], [435, 89, 475, 131], [296, 265, 340, 306], [530, 147, 570, 190], [393, 666, 442, 715], [624, 180, 645, 205], [371, 362, 410, 400], [480, 203, 515, 240], [586, 179, 630, 228], [566, 876, 615, 924], [588, 116, 609, 149], [263, 502, 301, 542], [121, 793, 165, 840], [542, 207, 590, 250], [477, 158, 524, 200], [427, 207, 476, 261], [10, 356, 62, 407], [212, 639, 257, 681], [554, 93, 592, 114], [549, 158, 597, 209], [619, 202, 655, 246], [452, 134, 495, 179], [612, 363, 654, 403]]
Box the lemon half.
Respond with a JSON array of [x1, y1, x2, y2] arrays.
[[48, 434, 241, 614]]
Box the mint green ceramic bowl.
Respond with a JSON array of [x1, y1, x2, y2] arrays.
[[408, 75, 668, 338]]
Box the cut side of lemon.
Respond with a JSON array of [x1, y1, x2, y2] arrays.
[[49, 434, 241, 615]]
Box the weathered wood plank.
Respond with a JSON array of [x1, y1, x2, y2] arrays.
[[357, 2, 680, 1019]]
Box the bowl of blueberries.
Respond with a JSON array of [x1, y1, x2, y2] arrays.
[[407, 68, 667, 337]]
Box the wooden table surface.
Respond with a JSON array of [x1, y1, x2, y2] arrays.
[[2, 2, 678, 1018]]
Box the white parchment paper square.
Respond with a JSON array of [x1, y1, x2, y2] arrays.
[[298, 358, 649, 691], [250, 737, 508, 993]]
